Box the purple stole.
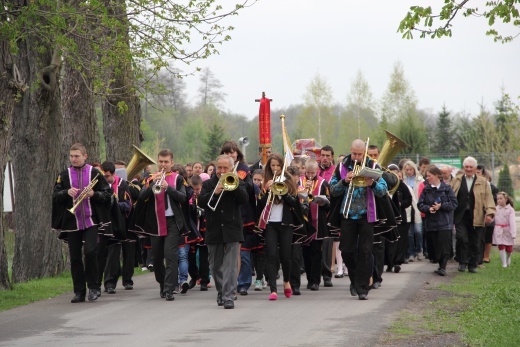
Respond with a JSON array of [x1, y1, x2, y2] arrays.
[[339, 163, 377, 222], [301, 176, 325, 234], [69, 164, 95, 230], [112, 175, 120, 196], [153, 172, 178, 236]]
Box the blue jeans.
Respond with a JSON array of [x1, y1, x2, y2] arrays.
[[237, 250, 252, 291], [408, 223, 423, 257], [178, 244, 189, 284]]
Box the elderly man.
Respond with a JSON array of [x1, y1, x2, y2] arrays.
[[329, 139, 388, 300], [198, 154, 249, 309], [451, 157, 495, 273]]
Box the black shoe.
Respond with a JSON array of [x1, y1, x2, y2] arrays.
[[200, 284, 208, 291], [165, 290, 175, 301], [306, 283, 312, 290], [468, 267, 477, 273], [310, 284, 320, 291], [147, 264, 154, 272], [276, 273, 280, 280], [223, 300, 234, 309], [160, 284, 165, 298], [180, 281, 190, 294], [124, 284, 133, 290], [386, 266, 393, 273], [430, 259, 437, 264], [349, 284, 358, 297], [434, 268, 446, 276], [323, 278, 333, 287], [71, 293, 85, 303], [217, 293, 224, 306], [403, 259, 408, 264], [188, 278, 197, 289], [106, 287, 116, 294], [88, 289, 100, 301], [334, 274, 344, 278], [371, 282, 381, 289], [239, 289, 248, 296], [394, 265, 401, 273], [358, 293, 368, 300], [293, 287, 301, 295], [458, 263, 466, 272]]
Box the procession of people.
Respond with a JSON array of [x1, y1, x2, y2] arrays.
[[52, 126, 505, 308]]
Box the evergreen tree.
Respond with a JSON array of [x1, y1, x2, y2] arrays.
[[204, 123, 226, 162], [497, 164, 515, 201], [433, 105, 453, 154]]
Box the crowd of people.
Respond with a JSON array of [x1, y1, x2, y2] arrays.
[[51, 139, 515, 307]]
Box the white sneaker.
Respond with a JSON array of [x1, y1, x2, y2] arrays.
[[262, 279, 267, 289], [254, 280, 262, 291], [408, 256, 414, 262], [416, 254, 422, 261], [141, 267, 148, 271]]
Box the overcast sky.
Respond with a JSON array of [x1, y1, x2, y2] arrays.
[[180, 0, 520, 119]]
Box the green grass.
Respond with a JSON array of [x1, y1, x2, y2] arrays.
[[387, 249, 520, 347]]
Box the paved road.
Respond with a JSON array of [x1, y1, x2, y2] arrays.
[[0, 261, 434, 347]]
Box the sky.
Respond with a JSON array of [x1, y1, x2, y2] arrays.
[[179, 0, 520, 119]]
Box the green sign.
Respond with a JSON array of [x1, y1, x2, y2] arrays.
[[430, 158, 462, 169]]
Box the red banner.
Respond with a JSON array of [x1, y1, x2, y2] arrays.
[[259, 96, 271, 146]]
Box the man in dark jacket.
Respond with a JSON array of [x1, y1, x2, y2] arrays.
[[199, 154, 249, 309]]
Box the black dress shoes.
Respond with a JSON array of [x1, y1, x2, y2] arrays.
[[71, 293, 85, 303], [239, 289, 248, 296], [292, 287, 301, 295], [165, 291, 175, 301], [223, 300, 234, 309], [323, 278, 333, 287], [358, 293, 368, 300], [106, 287, 116, 294], [310, 284, 320, 291], [468, 267, 477, 273], [188, 278, 197, 289], [200, 283, 208, 291], [458, 263, 466, 272], [124, 284, 133, 290], [88, 289, 100, 301], [394, 265, 401, 273], [349, 284, 358, 297], [371, 282, 381, 289], [217, 293, 224, 306], [434, 268, 446, 276], [334, 274, 344, 278]]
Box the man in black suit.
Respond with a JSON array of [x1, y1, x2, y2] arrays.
[[199, 154, 249, 309], [249, 146, 272, 172]]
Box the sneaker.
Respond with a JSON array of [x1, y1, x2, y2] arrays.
[[416, 254, 422, 261], [254, 280, 262, 291], [147, 264, 154, 272], [408, 256, 414, 262], [262, 280, 267, 289], [173, 286, 179, 294], [141, 266, 148, 271], [165, 291, 175, 301], [434, 268, 446, 276], [180, 281, 190, 294]]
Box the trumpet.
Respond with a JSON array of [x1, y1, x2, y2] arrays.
[[68, 173, 100, 214], [152, 169, 166, 194], [207, 163, 239, 211]]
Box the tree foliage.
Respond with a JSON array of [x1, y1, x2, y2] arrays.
[[497, 164, 515, 200], [433, 105, 454, 153], [398, 0, 520, 43], [204, 123, 226, 162]]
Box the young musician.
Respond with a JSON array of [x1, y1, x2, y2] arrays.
[[259, 153, 303, 301], [133, 149, 188, 301], [198, 154, 249, 309], [52, 143, 112, 303]]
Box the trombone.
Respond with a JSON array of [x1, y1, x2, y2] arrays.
[[341, 137, 370, 218], [207, 163, 240, 211], [68, 173, 100, 214]]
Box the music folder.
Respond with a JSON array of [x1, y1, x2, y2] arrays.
[[358, 167, 383, 180]]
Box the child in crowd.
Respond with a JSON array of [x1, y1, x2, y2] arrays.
[[493, 192, 516, 268]]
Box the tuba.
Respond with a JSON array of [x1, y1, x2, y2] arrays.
[[377, 130, 411, 195], [126, 145, 157, 181]]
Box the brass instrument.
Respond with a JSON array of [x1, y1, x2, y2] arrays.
[[351, 138, 370, 187], [376, 130, 411, 195], [152, 169, 166, 194], [68, 173, 100, 214], [126, 145, 157, 181], [341, 160, 358, 219], [207, 162, 240, 211]]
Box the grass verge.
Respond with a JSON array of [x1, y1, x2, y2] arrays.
[[384, 248, 520, 347]]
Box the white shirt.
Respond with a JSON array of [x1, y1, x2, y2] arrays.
[[269, 202, 283, 222], [465, 175, 475, 190], [165, 195, 174, 217]]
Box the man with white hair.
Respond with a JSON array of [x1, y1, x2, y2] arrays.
[[451, 157, 496, 273]]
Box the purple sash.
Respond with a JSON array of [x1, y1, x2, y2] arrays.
[[153, 172, 178, 236], [69, 165, 95, 230]]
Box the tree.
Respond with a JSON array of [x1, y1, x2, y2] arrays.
[[197, 68, 227, 108], [494, 88, 520, 153], [204, 124, 226, 162], [433, 105, 454, 154], [379, 61, 417, 124], [497, 164, 515, 201], [396, 110, 428, 155], [398, 0, 520, 43], [347, 70, 374, 138], [303, 73, 333, 145]]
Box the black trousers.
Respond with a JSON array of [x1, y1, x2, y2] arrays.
[[302, 239, 323, 286], [395, 222, 410, 265], [151, 218, 181, 292], [455, 214, 482, 269], [68, 226, 99, 295], [96, 236, 121, 289], [340, 218, 374, 295], [432, 229, 452, 270], [252, 249, 266, 281], [290, 244, 302, 289], [372, 237, 385, 284], [321, 238, 333, 280], [121, 242, 136, 286], [265, 222, 293, 293], [188, 245, 210, 285]]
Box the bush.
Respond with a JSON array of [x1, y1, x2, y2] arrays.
[[497, 164, 515, 201]]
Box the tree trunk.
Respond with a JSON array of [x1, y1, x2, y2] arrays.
[[102, 0, 142, 163], [61, 48, 100, 167], [0, 41, 17, 290], [11, 36, 65, 282]]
